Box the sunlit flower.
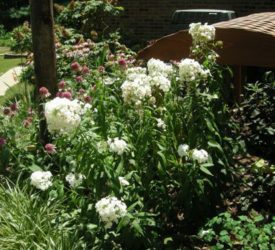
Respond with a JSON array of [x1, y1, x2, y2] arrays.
[[147, 58, 173, 77], [107, 137, 128, 155], [45, 143, 56, 154], [39, 87, 51, 98], [119, 176, 129, 186], [156, 118, 166, 130], [95, 196, 127, 229], [30, 171, 52, 191], [189, 22, 216, 44]]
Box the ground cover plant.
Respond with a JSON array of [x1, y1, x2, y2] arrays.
[[0, 1, 274, 248]]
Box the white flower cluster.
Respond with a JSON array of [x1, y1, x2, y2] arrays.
[[177, 144, 190, 157], [178, 58, 210, 82], [121, 60, 173, 105], [107, 137, 128, 155], [189, 22, 216, 44], [121, 73, 152, 106], [147, 58, 173, 77], [156, 118, 166, 130], [177, 144, 209, 163], [95, 196, 127, 229], [30, 171, 53, 191], [65, 173, 85, 188], [192, 149, 209, 163], [45, 97, 87, 134]]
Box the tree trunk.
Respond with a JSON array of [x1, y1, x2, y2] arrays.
[[30, 0, 57, 144]]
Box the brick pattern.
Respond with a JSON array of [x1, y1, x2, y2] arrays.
[[118, 0, 275, 41]]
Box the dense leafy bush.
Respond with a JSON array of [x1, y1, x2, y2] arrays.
[[236, 74, 275, 160], [57, 0, 123, 39], [199, 212, 275, 249]]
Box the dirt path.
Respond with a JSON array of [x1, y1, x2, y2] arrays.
[[0, 66, 24, 96]]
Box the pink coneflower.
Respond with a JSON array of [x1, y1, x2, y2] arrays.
[[39, 87, 51, 98], [45, 143, 56, 154], [81, 65, 90, 75], [118, 58, 127, 69], [56, 91, 63, 98], [58, 80, 66, 89], [62, 91, 72, 100], [71, 61, 81, 72]]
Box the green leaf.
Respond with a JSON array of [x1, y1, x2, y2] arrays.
[[200, 165, 213, 176], [131, 220, 144, 237], [29, 164, 42, 172]]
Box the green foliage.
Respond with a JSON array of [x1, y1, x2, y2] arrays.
[[237, 73, 275, 160], [57, 0, 123, 39], [10, 22, 32, 53], [0, 180, 81, 249], [199, 212, 275, 250]]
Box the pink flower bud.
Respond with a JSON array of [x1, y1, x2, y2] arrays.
[[0, 137, 6, 146], [84, 95, 92, 103], [58, 80, 66, 89], [81, 65, 90, 75], [118, 58, 127, 66], [97, 66, 105, 73], [56, 91, 63, 98], [3, 107, 11, 116], [71, 61, 81, 72], [45, 143, 56, 154], [10, 103, 18, 112], [78, 88, 86, 95], [62, 91, 72, 100], [75, 76, 83, 83], [39, 87, 51, 98]]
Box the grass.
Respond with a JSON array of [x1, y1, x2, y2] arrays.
[[0, 180, 81, 249], [0, 47, 24, 75]]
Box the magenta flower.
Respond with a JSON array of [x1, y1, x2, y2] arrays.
[[10, 103, 18, 112], [58, 80, 66, 89], [81, 65, 90, 75], [45, 143, 56, 154], [39, 87, 51, 98], [84, 95, 92, 103], [118, 58, 127, 67], [75, 76, 83, 83], [62, 91, 72, 100], [71, 61, 81, 72]]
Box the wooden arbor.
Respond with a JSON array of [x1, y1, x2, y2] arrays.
[[137, 12, 275, 102]]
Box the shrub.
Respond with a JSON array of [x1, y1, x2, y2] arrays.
[[237, 73, 275, 160], [199, 212, 275, 249]]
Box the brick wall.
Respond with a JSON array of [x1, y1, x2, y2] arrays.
[[119, 0, 275, 41]]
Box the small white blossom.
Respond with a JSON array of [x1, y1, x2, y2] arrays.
[[177, 144, 190, 157], [150, 73, 171, 92], [95, 196, 127, 229], [147, 58, 173, 77], [192, 149, 209, 163], [156, 118, 166, 130], [65, 173, 85, 188], [189, 22, 216, 44], [118, 176, 130, 186], [178, 58, 210, 82], [30, 171, 53, 191], [107, 137, 128, 155]]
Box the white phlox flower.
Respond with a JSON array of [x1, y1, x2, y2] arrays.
[[107, 137, 128, 155], [66, 173, 85, 188], [30, 171, 53, 191], [45, 97, 88, 134], [192, 149, 209, 163], [95, 196, 127, 229], [150, 73, 171, 92], [189, 22, 216, 44], [178, 58, 210, 82], [177, 144, 190, 157], [147, 58, 173, 77], [156, 118, 166, 130]]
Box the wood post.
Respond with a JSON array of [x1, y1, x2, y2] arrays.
[[233, 65, 245, 103], [30, 0, 57, 144]]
